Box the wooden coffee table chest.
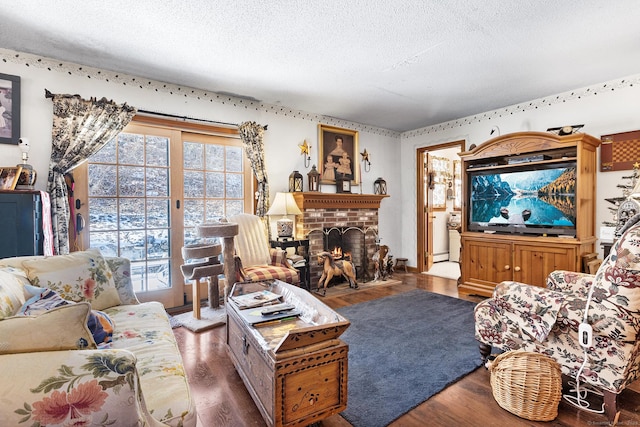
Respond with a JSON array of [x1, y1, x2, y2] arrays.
[[226, 280, 350, 427]]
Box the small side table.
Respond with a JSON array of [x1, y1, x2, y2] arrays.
[[395, 257, 408, 272], [270, 238, 310, 291]]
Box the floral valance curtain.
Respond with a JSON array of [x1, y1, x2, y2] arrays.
[[45, 89, 137, 254], [238, 121, 269, 217]]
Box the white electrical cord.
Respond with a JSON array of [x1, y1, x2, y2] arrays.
[[561, 274, 605, 413]]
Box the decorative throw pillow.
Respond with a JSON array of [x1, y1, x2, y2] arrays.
[[0, 267, 31, 320], [20, 248, 122, 310], [0, 302, 95, 354], [20, 286, 70, 314], [20, 287, 115, 349], [88, 309, 115, 348]]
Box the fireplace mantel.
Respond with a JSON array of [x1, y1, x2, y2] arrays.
[[292, 192, 389, 210]]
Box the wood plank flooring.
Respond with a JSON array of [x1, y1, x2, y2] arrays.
[[172, 272, 640, 426]]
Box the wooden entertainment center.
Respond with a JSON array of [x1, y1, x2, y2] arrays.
[[458, 131, 601, 297]]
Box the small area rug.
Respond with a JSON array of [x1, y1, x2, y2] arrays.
[[170, 306, 226, 332], [337, 289, 482, 427], [317, 278, 402, 298], [423, 261, 461, 280]]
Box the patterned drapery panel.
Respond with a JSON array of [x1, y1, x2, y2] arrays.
[[45, 90, 137, 254], [238, 121, 269, 217]]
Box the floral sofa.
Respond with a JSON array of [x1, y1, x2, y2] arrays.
[[475, 220, 640, 421], [0, 248, 196, 427]]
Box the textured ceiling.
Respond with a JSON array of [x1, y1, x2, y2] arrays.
[[1, 1, 640, 132]]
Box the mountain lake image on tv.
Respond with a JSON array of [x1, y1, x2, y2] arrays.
[[468, 163, 577, 236]]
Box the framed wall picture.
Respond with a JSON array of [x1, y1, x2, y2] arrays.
[[0, 166, 23, 190], [318, 124, 359, 185], [0, 73, 20, 145]]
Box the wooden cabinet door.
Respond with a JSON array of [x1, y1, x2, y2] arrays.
[[514, 244, 576, 287], [462, 238, 512, 287]]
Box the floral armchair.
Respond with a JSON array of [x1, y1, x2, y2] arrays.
[[475, 220, 640, 422]]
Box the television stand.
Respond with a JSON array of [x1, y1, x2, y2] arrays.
[[459, 131, 600, 297]]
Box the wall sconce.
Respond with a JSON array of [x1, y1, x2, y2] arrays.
[[266, 192, 302, 238], [299, 139, 311, 168], [307, 165, 320, 192], [360, 149, 371, 173], [374, 177, 387, 195], [289, 170, 303, 192]]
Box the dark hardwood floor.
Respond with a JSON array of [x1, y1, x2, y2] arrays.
[[172, 272, 640, 426]]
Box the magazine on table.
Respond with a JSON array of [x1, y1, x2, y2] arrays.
[[231, 289, 282, 309]]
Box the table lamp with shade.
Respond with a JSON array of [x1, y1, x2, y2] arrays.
[[266, 192, 302, 239]]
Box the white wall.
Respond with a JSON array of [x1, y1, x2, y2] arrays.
[[3, 48, 638, 266], [401, 73, 640, 265], [0, 49, 402, 255]]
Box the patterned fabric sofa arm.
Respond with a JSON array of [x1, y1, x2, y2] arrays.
[[546, 269, 595, 297], [476, 280, 567, 344], [0, 348, 151, 426]]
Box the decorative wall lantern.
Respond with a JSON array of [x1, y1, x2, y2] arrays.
[[374, 177, 387, 195], [289, 170, 303, 192], [307, 165, 320, 192]]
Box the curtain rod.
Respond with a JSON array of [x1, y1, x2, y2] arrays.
[[138, 109, 268, 130], [44, 89, 267, 129]]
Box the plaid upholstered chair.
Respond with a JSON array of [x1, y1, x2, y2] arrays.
[[475, 218, 640, 422], [229, 213, 300, 285]]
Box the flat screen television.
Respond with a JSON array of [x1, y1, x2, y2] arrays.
[[467, 161, 577, 236]]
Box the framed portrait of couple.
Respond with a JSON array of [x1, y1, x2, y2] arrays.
[[318, 124, 359, 185]]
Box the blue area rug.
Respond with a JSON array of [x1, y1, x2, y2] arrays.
[[337, 289, 482, 427]]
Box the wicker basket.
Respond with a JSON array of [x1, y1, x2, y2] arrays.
[[489, 350, 562, 421]]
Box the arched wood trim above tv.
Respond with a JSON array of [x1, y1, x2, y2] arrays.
[[460, 131, 601, 161]]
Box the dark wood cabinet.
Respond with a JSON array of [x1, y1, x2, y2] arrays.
[[0, 191, 45, 258]]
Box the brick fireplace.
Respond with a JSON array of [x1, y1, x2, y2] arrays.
[[292, 192, 388, 286]]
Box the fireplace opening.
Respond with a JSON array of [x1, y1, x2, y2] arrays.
[[324, 227, 365, 281], [307, 225, 379, 290]]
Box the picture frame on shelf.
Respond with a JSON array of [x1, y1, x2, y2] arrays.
[[318, 124, 359, 186], [0, 73, 21, 145], [0, 166, 22, 190]]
